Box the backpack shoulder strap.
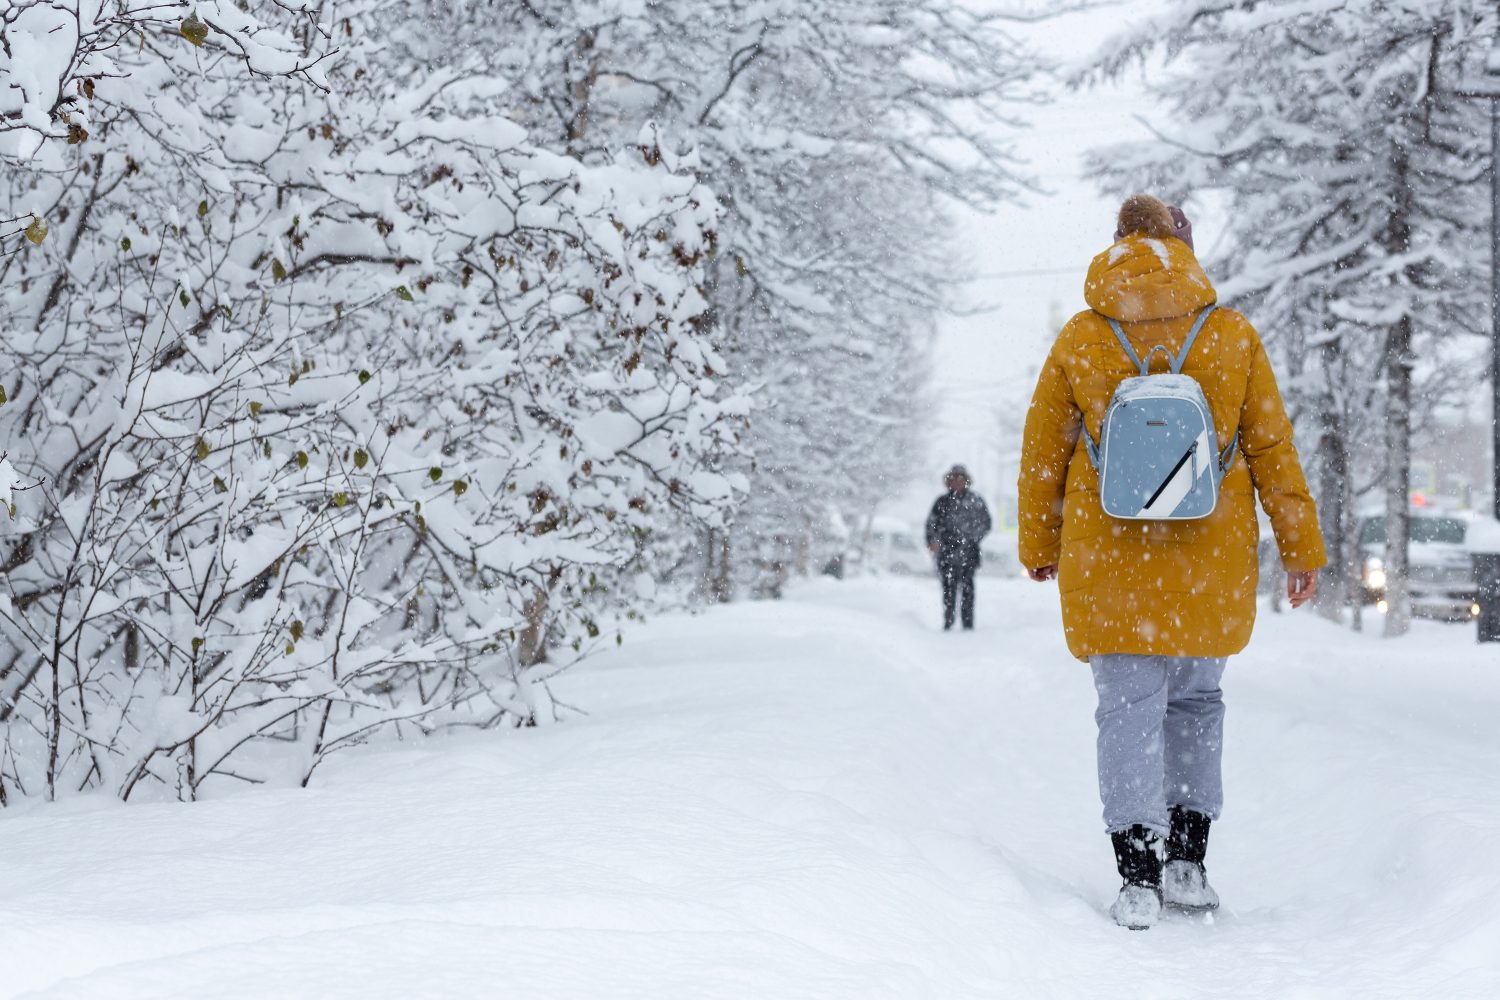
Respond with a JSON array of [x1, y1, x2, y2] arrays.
[[1217, 427, 1240, 480], [1083, 422, 1101, 469], [1170, 305, 1218, 374], [1102, 316, 1147, 375], [1103, 308, 1217, 375]]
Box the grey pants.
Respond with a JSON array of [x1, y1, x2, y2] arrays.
[[1090, 654, 1227, 834]]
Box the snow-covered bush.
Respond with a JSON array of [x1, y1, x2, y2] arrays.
[[403, 0, 1036, 599], [0, 2, 741, 801]]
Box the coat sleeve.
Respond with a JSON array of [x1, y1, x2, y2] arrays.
[[1235, 321, 1328, 573], [1017, 338, 1081, 570], [924, 500, 941, 549], [978, 498, 992, 540]]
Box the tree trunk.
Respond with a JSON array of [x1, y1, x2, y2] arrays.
[[703, 528, 733, 603], [1382, 315, 1413, 638], [565, 28, 599, 157], [1345, 487, 1365, 633], [519, 587, 550, 667], [1314, 385, 1349, 622], [47, 649, 59, 802]]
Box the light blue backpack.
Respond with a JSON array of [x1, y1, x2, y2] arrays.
[[1082, 306, 1239, 521]]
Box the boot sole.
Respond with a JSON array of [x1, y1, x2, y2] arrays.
[[1111, 900, 1162, 930], [1165, 901, 1218, 914]]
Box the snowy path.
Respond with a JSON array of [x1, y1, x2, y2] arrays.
[[3, 577, 1499, 999]]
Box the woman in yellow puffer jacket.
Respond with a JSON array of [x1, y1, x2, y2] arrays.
[[1018, 194, 1326, 930]]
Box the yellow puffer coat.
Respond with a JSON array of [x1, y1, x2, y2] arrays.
[[1018, 235, 1327, 661]]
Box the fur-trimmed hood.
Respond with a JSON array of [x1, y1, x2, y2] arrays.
[[1084, 234, 1215, 323]]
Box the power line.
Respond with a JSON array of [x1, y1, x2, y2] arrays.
[[968, 266, 1079, 280]]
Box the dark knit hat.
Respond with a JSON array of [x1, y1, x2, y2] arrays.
[[944, 464, 971, 488]]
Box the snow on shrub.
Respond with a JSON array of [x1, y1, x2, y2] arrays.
[[0, 1, 743, 802]]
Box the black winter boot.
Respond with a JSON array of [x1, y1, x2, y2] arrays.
[[1167, 806, 1210, 865], [1111, 824, 1164, 886], [1108, 825, 1163, 930], [1163, 807, 1219, 912]]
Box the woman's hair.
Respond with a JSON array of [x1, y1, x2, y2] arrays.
[[1116, 194, 1177, 240]]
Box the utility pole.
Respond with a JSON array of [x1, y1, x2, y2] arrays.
[[1479, 27, 1500, 643], [1492, 38, 1500, 519]]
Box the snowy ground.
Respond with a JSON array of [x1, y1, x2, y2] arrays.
[[3, 575, 1498, 999]]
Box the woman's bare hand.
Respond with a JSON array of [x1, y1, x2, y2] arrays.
[[1287, 570, 1318, 609], [1028, 565, 1058, 582]]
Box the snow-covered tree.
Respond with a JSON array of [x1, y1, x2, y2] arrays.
[[0, 1, 738, 801], [1087, 0, 1494, 634], [412, 0, 1039, 597]]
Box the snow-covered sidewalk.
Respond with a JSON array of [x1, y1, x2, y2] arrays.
[[3, 577, 1498, 999]]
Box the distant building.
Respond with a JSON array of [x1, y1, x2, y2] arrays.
[[1411, 419, 1492, 511]]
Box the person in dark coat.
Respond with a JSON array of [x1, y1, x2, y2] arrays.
[[925, 464, 992, 630]]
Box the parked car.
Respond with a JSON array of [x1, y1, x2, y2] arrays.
[[846, 517, 934, 576], [978, 536, 1021, 578], [1357, 507, 1480, 621]]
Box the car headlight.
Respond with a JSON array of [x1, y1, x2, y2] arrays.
[[1363, 557, 1386, 590]]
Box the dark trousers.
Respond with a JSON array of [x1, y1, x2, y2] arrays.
[[940, 562, 976, 629]]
